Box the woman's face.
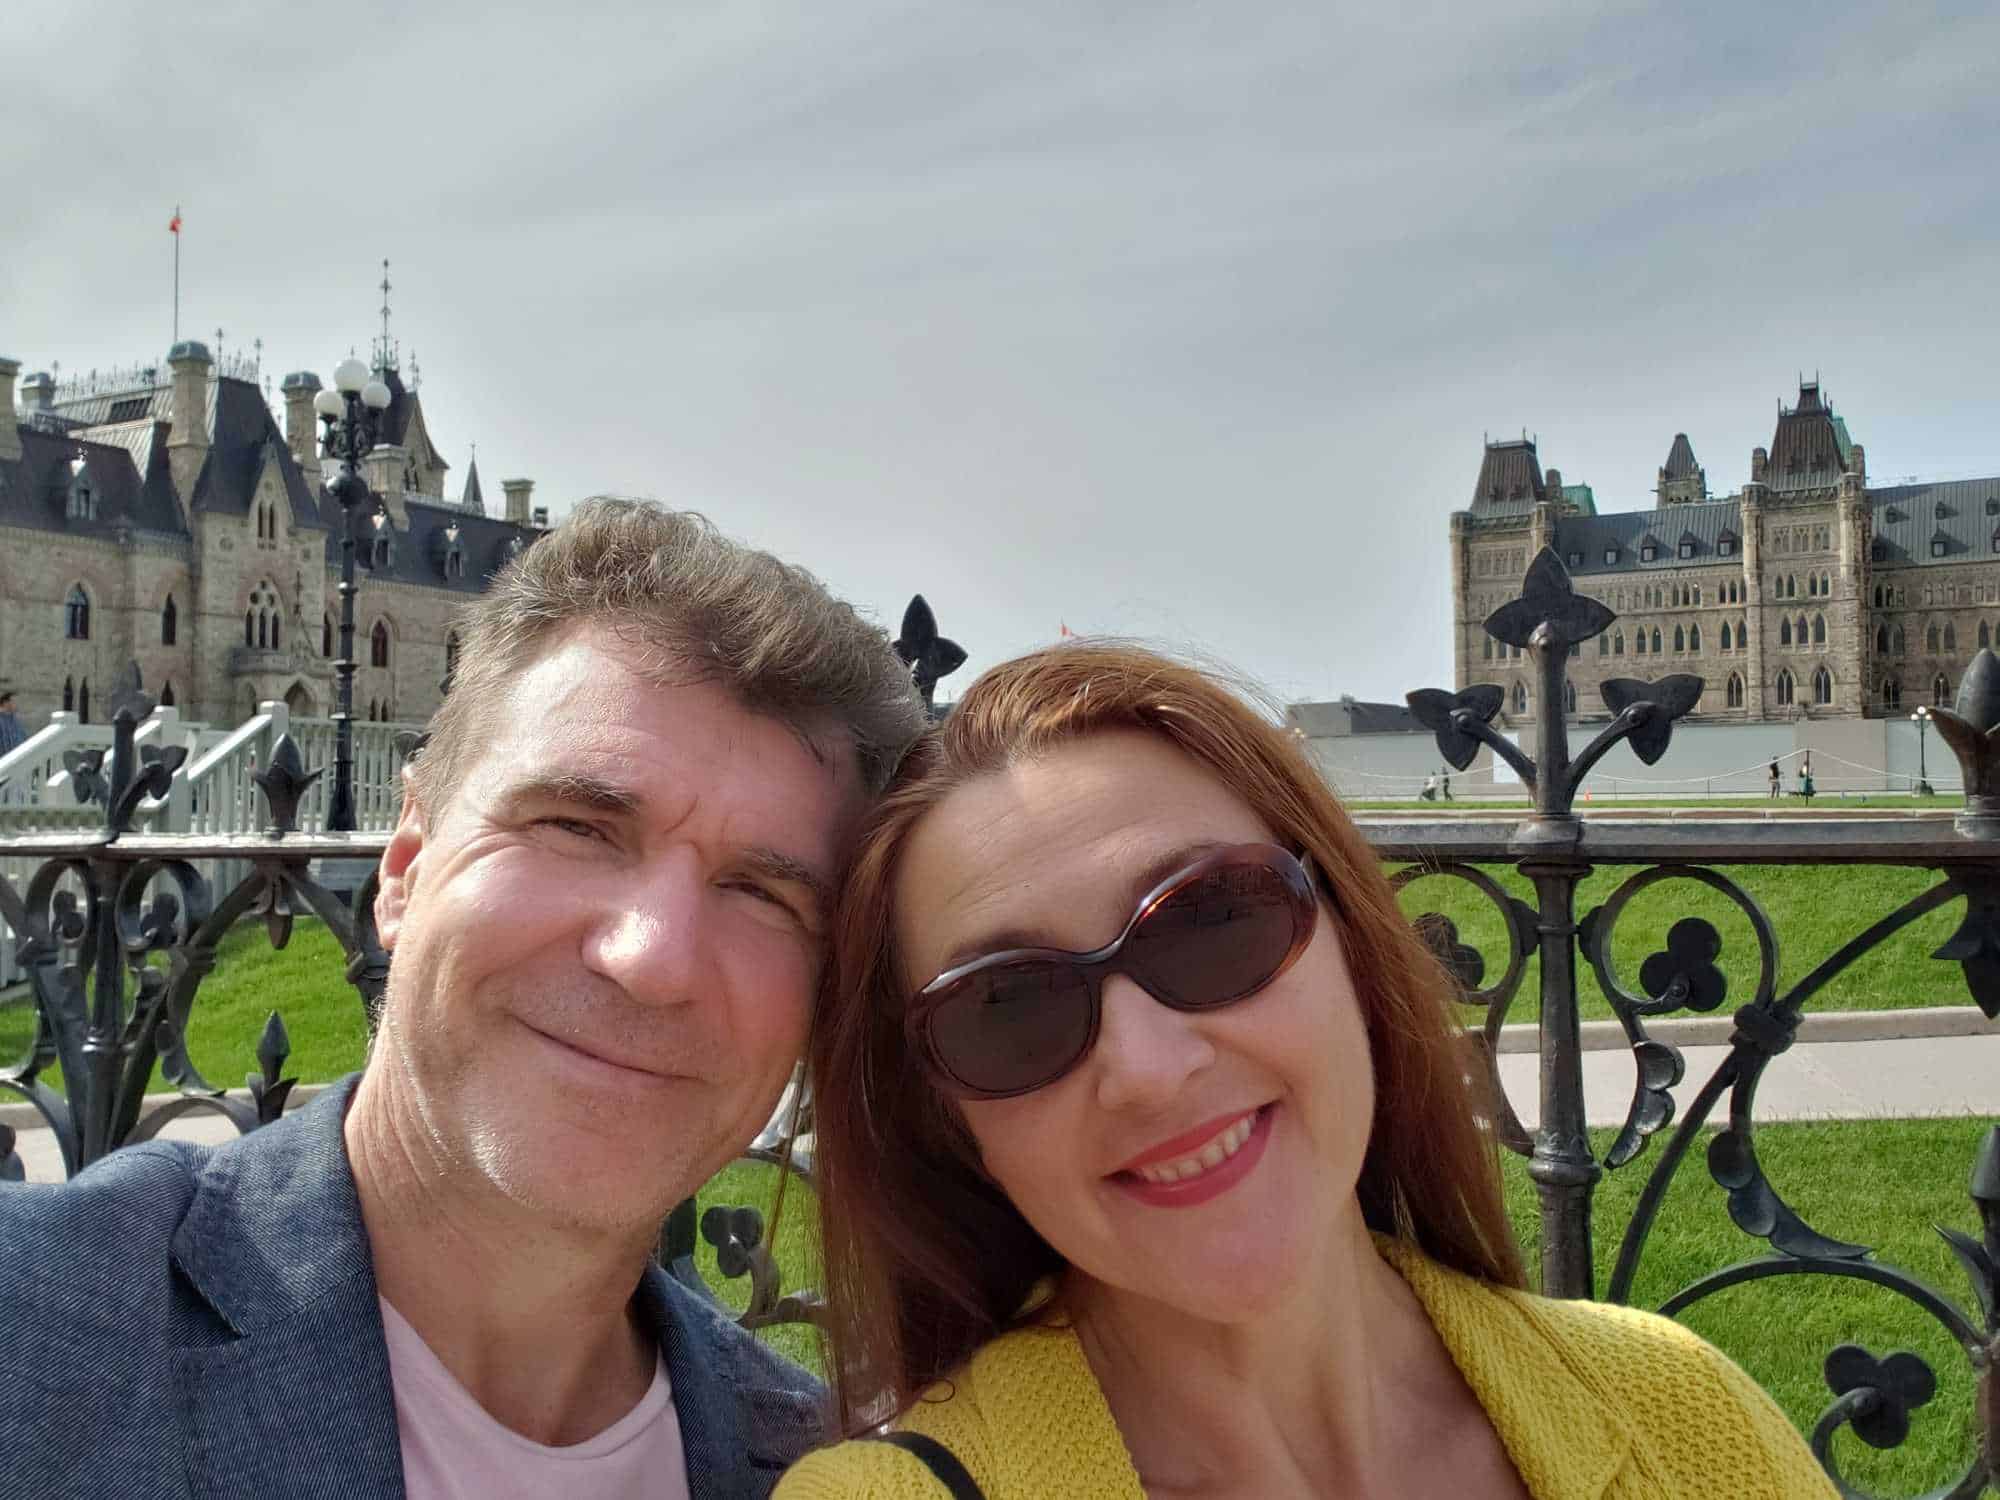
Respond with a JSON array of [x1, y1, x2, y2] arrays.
[[894, 729, 1375, 1324]]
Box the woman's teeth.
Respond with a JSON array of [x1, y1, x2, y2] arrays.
[[1131, 1110, 1259, 1185]]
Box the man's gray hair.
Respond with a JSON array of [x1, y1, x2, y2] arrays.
[[408, 498, 926, 809]]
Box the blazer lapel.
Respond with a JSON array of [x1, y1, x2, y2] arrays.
[[171, 1078, 405, 1500]]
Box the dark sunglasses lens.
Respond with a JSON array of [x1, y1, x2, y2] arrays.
[[927, 963, 1096, 1096], [1125, 861, 1304, 1008]]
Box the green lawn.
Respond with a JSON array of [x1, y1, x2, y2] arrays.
[[1395, 862, 1985, 1023]]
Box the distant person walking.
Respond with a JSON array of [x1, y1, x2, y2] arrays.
[[1768, 756, 1781, 799], [1421, 772, 1438, 802], [1441, 769, 1453, 801], [0, 687, 27, 757]]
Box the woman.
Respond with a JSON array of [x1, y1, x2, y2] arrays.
[[780, 644, 1834, 1499]]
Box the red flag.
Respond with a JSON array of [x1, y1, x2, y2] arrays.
[[169, 210, 182, 234], [1059, 621, 1075, 639]]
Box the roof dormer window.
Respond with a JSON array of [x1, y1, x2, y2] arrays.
[[1678, 539, 1695, 559], [1567, 550, 1583, 567], [1640, 543, 1657, 563], [1603, 546, 1618, 565]]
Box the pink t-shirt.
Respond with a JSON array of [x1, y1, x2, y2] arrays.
[[379, 1296, 691, 1500]]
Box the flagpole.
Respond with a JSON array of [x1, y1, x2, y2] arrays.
[[172, 205, 180, 344]]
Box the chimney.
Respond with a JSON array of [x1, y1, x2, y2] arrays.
[[19, 369, 55, 415], [0, 358, 18, 462], [167, 340, 212, 497], [1750, 446, 1768, 484], [502, 478, 533, 525], [280, 371, 322, 471]]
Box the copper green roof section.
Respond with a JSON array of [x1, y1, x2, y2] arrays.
[[1562, 483, 1596, 515]]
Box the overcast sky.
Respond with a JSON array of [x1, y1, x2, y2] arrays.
[[6, 1, 1997, 706]]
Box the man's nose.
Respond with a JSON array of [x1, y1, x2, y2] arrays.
[[578, 853, 704, 1004], [1090, 971, 1215, 1114]]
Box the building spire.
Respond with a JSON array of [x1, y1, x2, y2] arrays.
[[373, 258, 397, 373]]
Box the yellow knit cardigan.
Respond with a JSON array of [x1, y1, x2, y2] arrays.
[[776, 1238, 1838, 1499]]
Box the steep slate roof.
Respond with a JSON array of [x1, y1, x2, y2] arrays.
[[1869, 476, 2000, 566], [189, 379, 324, 528], [461, 457, 485, 514], [1663, 432, 1700, 479], [1468, 439, 1547, 516], [1552, 497, 1744, 578], [0, 422, 186, 538], [1767, 381, 1855, 492], [339, 495, 537, 596]]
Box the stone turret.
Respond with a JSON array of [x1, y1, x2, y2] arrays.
[[281, 371, 322, 472], [502, 477, 534, 525], [167, 340, 212, 497]]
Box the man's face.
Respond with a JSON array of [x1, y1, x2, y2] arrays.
[[372, 623, 867, 1235]]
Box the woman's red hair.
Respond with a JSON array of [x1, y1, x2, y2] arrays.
[[810, 643, 1524, 1429]]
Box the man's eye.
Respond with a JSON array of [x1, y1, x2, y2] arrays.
[[540, 817, 602, 841]]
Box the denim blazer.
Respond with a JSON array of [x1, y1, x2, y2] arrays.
[[0, 1077, 824, 1498]]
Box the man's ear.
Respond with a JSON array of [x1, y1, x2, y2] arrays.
[[374, 775, 430, 952]]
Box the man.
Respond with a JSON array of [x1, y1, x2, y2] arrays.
[[1768, 756, 1781, 799], [0, 685, 27, 757], [0, 500, 926, 1497]]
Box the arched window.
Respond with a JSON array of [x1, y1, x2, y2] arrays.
[[1813, 667, 1833, 705], [1876, 624, 1890, 653], [1821, 573, 1831, 596], [161, 680, 175, 707], [1512, 681, 1528, 714], [1738, 616, 1747, 646], [323, 614, 333, 658], [1635, 629, 1647, 655], [1722, 622, 1733, 651], [1796, 615, 1808, 645], [161, 595, 177, 646], [1726, 673, 1744, 708], [1873, 585, 1884, 608], [246, 609, 256, 647], [371, 620, 391, 669], [1945, 622, 1958, 651], [62, 676, 74, 712], [1927, 622, 1941, 653], [77, 679, 90, 723], [1673, 625, 1686, 652], [1564, 680, 1577, 715], [1808, 574, 1818, 598], [1882, 677, 1902, 710], [1652, 627, 1663, 654], [1482, 637, 1493, 660], [65, 584, 90, 640], [1894, 624, 1908, 655], [1597, 633, 1608, 657], [1813, 614, 1826, 646], [1693, 585, 1702, 606], [1982, 621, 1992, 650], [1780, 617, 1793, 646], [1776, 669, 1794, 706], [1689, 623, 1701, 652], [1613, 629, 1624, 656], [1935, 673, 1951, 706]]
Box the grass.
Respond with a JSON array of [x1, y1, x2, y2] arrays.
[[1500, 1119, 1996, 1495], [1393, 862, 1983, 1023]]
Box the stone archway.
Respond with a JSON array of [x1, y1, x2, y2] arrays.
[[283, 680, 319, 718]]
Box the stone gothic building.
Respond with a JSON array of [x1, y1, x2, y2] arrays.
[[1451, 379, 2000, 724], [0, 343, 544, 729]]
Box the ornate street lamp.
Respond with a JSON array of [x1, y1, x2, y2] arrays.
[[1911, 704, 1934, 798], [314, 357, 392, 831]]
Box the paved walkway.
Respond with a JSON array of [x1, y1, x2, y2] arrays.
[[7, 1032, 1997, 1183]]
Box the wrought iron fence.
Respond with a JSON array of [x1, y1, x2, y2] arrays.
[[1, 577, 1994, 1496]]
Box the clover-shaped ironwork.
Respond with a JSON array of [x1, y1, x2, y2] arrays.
[[893, 595, 967, 716], [1412, 913, 1486, 996], [62, 747, 108, 809], [1406, 685, 1508, 774], [1930, 649, 2000, 829], [1930, 872, 2000, 1019], [1482, 548, 1616, 652], [251, 734, 323, 836], [1637, 917, 1727, 1014], [245, 1012, 297, 1125], [1822, 1345, 1937, 1450], [1597, 676, 1704, 766]]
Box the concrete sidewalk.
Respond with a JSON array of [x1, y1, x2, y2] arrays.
[[6, 1031, 1996, 1184]]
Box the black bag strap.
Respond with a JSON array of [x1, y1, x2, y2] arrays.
[[867, 1431, 985, 1499]]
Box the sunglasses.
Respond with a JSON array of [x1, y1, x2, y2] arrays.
[[906, 843, 1319, 1100]]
